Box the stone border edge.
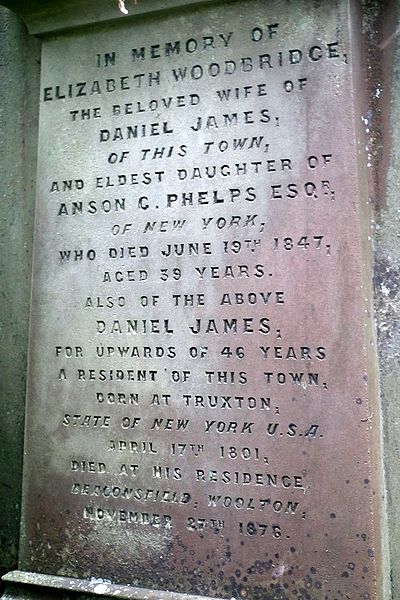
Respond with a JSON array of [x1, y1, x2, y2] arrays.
[[2, 570, 224, 600], [0, 0, 222, 36]]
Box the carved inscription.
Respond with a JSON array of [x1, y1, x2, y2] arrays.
[[22, 2, 379, 599]]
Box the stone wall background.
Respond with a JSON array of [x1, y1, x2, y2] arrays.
[[373, 1, 400, 597]]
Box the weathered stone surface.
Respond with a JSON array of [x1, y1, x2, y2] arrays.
[[3, 1, 385, 599], [0, 0, 215, 35], [371, 2, 400, 599], [3, 571, 221, 599], [0, 4, 40, 587]]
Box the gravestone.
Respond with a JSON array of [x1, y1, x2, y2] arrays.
[[1, 0, 385, 599]]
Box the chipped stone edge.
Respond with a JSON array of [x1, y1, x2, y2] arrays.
[[2, 571, 224, 600], [0, 0, 222, 36]]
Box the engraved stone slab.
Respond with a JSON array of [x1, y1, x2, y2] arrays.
[[18, 1, 382, 598]]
